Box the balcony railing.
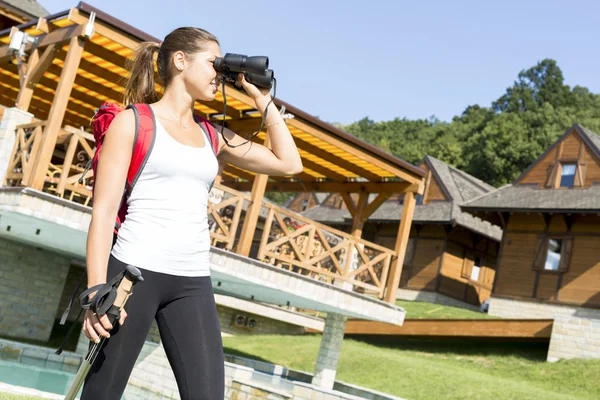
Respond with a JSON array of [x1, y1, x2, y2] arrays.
[[4, 120, 396, 299]]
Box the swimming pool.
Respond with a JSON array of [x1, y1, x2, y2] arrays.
[[0, 359, 80, 396]]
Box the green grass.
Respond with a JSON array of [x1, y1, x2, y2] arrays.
[[396, 300, 497, 319], [223, 334, 600, 400]]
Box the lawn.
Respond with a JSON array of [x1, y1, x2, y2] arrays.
[[222, 334, 600, 400], [2, 334, 599, 400], [396, 300, 497, 319]]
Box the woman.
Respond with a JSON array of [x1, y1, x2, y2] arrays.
[[81, 27, 303, 399]]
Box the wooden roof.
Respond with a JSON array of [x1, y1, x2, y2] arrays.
[[0, 2, 425, 194]]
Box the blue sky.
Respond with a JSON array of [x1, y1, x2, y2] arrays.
[[39, 0, 600, 125]]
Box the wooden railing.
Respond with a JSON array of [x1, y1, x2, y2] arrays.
[[4, 121, 45, 187], [5, 122, 94, 206], [207, 184, 250, 250], [4, 120, 396, 299], [257, 203, 394, 298]]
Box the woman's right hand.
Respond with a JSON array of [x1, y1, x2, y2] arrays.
[[82, 308, 128, 343]]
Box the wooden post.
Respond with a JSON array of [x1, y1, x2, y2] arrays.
[[28, 35, 85, 190], [236, 136, 270, 256], [351, 192, 368, 238], [16, 48, 39, 111], [384, 191, 417, 303]]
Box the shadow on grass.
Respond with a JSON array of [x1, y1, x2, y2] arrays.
[[348, 335, 550, 362], [222, 347, 275, 364]]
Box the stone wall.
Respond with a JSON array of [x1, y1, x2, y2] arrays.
[[547, 316, 600, 362], [56, 262, 86, 323], [0, 107, 33, 184], [488, 297, 600, 320], [0, 237, 71, 341]]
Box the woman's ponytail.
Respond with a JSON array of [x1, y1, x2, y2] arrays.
[[123, 42, 160, 106]]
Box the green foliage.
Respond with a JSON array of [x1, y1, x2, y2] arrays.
[[340, 59, 600, 187]]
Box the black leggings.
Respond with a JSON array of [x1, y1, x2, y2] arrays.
[[81, 255, 224, 400]]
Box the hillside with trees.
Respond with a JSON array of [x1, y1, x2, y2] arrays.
[[341, 59, 600, 187]]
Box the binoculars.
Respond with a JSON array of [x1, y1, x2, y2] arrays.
[[213, 53, 274, 90]]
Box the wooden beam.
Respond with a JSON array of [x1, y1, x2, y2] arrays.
[[222, 164, 254, 182], [47, 64, 122, 102], [0, 23, 86, 63], [15, 48, 39, 111], [56, 49, 128, 87], [219, 88, 423, 184], [226, 118, 382, 181], [363, 192, 392, 220], [2, 67, 96, 124], [235, 136, 271, 256], [249, 134, 348, 181], [28, 35, 86, 190], [421, 170, 432, 204], [225, 180, 419, 193], [26, 44, 60, 88], [384, 191, 417, 303], [68, 8, 140, 50], [340, 192, 356, 215], [36, 17, 55, 34], [351, 192, 368, 237]]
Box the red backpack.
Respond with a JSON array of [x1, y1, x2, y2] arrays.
[[88, 102, 219, 235]]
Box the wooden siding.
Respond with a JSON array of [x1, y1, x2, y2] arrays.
[[418, 225, 447, 238], [519, 147, 558, 186], [572, 215, 600, 234], [583, 145, 600, 186], [424, 175, 447, 202], [517, 130, 600, 189], [495, 216, 600, 307], [558, 236, 600, 305], [405, 238, 444, 290], [536, 273, 559, 300], [548, 215, 568, 234], [507, 214, 546, 232], [495, 232, 537, 297], [438, 241, 466, 299]]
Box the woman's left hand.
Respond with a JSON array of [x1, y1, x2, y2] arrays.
[[237, 73, 271, 109]]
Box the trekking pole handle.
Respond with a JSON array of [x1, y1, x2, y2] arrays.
[[114, 265, 144, 311]]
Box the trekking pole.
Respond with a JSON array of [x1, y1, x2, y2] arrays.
[[64, 265, 144, 400]]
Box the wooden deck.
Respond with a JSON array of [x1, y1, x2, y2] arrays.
[[344, 319, 553, 340]]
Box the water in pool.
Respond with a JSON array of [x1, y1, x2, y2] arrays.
[[0, 359, 81, 396]]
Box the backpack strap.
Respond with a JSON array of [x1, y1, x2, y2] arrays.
[[114, 104, 156, 232], [195, 115, 219, 157]]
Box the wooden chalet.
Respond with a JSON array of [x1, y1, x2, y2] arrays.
[[302, 156, 502, 306], [462, 123, 600, 311], [0, 1, 426, 303]]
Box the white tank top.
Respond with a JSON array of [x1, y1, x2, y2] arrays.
[[111, 118, 219, 276]]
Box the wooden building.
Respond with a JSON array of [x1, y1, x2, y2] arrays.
[[462, 123, 600, 318], [303, 156, 502, 307], [284, 192, 327, 213], [0, 0, 48, 30]]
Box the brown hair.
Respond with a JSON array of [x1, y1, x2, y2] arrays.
[[123, 27, 219, 105]]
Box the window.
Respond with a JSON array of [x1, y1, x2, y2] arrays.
[[470, 256, 482, 281], [544, 239, 562, 271], [416, 194, 423, 205], [302, 199, 309, 211], [533, 236, 573, 272], [560, 164, 577, 188], [461, 251, 484, 280]]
